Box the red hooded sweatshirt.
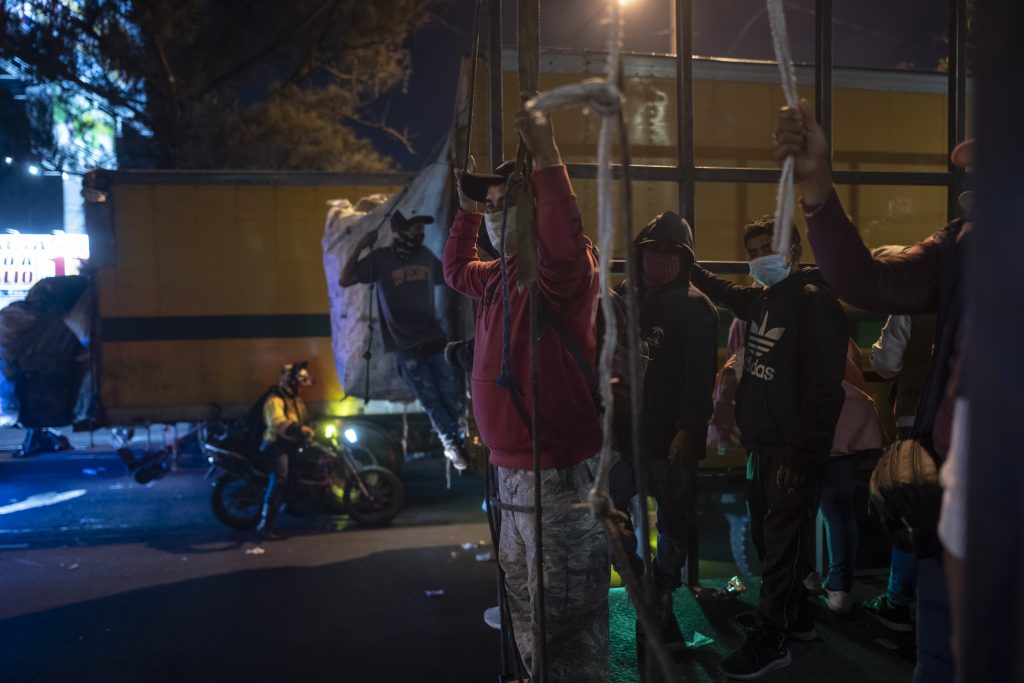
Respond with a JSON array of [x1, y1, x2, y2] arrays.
[[443, 165, 602, 470]]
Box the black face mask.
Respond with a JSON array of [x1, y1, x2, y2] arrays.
[[393, 232, 423, 259]]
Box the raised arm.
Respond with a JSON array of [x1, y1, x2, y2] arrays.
[[443, 209, 492, 300], [514, 110, 594, 300], [773, 100, 943, 314], [339, 231, 379, 287], [689, 265, 763, 322]]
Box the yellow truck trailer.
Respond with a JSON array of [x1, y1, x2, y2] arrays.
[[82, 51, 966, 447], [84, 170, 410, 426]]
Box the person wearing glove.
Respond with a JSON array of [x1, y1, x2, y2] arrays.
[[689, 215, 847, 680]]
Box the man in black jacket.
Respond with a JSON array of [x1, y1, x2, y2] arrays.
[[609, 212, 718, 654], [690, 216, 848, 680]]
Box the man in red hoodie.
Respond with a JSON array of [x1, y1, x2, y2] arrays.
[[445, 110, 607, 680]]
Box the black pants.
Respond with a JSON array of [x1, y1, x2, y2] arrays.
[[609, 454, 698, 595], [747, 450, 822, 644]]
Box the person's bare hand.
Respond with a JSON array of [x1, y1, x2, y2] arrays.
[[453, 155, 482, 213], [772, 99, 833, 206], [514, 109, 561, 169]]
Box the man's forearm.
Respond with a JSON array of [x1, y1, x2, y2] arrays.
[[339, 251, 361, 287]]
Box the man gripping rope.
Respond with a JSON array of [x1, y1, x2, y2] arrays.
[[444, 109, 608, 681]]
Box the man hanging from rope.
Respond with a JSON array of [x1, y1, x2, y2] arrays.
[[340, 210, 469, 470], [607, 211, 718, 660], [445, 109, 609, 681]]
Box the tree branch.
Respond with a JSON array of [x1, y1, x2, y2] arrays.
[[344, 107, 416, 155]]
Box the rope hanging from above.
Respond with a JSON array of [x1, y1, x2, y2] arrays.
[[524, 2, 679, 680], [766, 0, 799, 258]]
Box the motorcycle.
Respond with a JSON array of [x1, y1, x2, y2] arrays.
[[201, 423, 404, 529]]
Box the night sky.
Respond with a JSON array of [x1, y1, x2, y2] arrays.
[[369, 0, 957, 170]]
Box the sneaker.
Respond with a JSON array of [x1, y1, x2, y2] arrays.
[[823, 588, 853, 615], [483, 605, 501, 630], [722, 632, 792, 680], [803, 572, 823, 595], [735, 611, 817, 642], [444, 442, 469, 470], [863, 594, 914, 632]]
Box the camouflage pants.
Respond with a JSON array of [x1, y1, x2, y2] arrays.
[[497, 454, 610, 682]]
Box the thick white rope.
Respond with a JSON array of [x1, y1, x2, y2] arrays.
[[524, 31, 622, 509], [767, 0, 798, 258], [524, 5, 682, 680]]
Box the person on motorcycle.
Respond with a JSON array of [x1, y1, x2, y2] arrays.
[[257, 361, 316, 539]]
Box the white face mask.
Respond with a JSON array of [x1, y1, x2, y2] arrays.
[[484, 207, 518, 256]]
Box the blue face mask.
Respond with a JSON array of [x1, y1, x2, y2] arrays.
[[749, 253, 791, 287]]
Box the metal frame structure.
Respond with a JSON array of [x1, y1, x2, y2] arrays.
[[485, 0, 971, 588]]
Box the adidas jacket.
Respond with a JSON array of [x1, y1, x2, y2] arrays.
[[691, 266, 848, 472]]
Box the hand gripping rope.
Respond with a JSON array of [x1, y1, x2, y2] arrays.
[[767, 0, 799, 258], [525, 2, 682, 680]]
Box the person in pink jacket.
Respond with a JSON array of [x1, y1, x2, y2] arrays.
[[444, 109, 607, 681]]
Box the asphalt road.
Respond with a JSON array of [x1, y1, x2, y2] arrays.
[[0, 452, 500, 683], [0, 447, 914, 682]]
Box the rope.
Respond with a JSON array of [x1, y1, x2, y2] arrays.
[[766, 0, 798, 258], [460, 0, 484, 173], [525, 2, 681, 680]]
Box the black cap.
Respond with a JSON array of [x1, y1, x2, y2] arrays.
[[391, 209, 435, 232], [459, 160, 517, 203], [634, 211, 695, 259]]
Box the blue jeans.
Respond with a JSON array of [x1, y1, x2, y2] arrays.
[[887, 546, 918, 605], [914, 555, 954, 683], [820, 455, 859, 592], [395, 349, 464, 448]]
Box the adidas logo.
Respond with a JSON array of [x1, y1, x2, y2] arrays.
[[748, 312, 785, 359]]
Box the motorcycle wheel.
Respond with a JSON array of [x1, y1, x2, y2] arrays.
[[343, 465, 404, 528], [211, 475, 263, 530]]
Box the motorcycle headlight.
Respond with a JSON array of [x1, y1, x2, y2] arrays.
[[343, 428, 358, 444]]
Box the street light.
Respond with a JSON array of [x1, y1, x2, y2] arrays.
[[3, 156, 12, 165], [27, 164, 40, 176]]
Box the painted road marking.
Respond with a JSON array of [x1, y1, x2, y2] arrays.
[[0, 490, 87, 515]]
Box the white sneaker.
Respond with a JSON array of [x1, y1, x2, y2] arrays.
[[483, 605, 501, 630], [803, 572, 823, 596], [444, 443, 469, 470], [823, 588, 853, 615]]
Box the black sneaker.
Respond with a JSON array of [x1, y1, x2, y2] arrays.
[[864, 594, 914, 632], [735, 611, 817, 642], [722, 632, 792, 680]]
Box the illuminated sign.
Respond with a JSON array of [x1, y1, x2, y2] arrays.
[[0, 233, 89, 309]]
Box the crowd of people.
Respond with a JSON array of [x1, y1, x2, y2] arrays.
[[327, 98, 972, 681]]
